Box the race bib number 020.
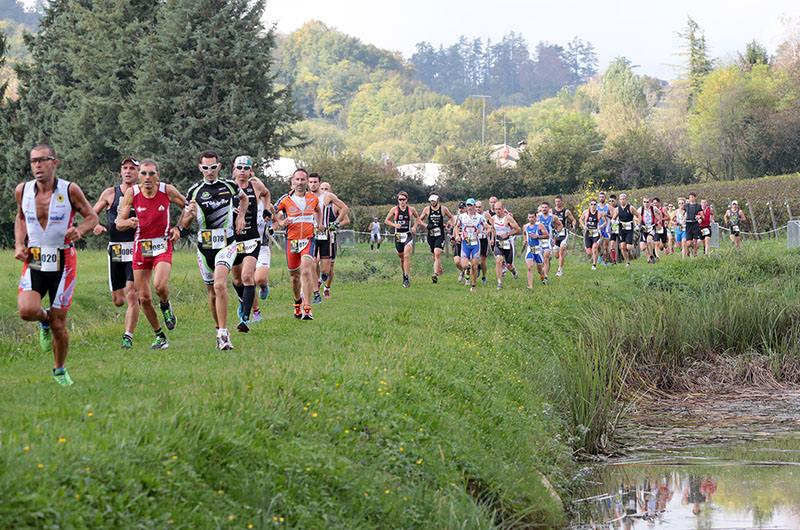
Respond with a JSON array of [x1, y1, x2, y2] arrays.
[[28, 246, 61, 272]]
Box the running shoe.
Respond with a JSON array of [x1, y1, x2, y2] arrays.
[[402, 277, 410, 288], [162, 303, 177, 330], [121, 334, 133, 349], [39, 322, 52, 353], [259, 284, 270, 300], [625, 263, 631, 268], [312, 291, 323, 304], [542, 277, 549, 286], [482, 276, 487, 285], [151, 334, 169, 350], [458, 271, 464, 282], [237, 319, 250, 333], [252, 309, 262, 323], [432, 274, 438, 284], [323, 287, 331, 299], [293, 302, 302, 319], [217, 332, 233, 350], [302, 305, 314, 320], [469, 286, 475, 293], [52, 367, 73, 386], [511, 269, 518, 279], [591, 265, 597, 271], [556, 268, 563, 277], [496, 282, 503, 290]]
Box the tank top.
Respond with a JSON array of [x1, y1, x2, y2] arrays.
[[728, 210, 740, 228], [685, 203, 701, 224], [234, 182, 259, 241], [395, 206, 410, 233], [537, 213, 553, 236], [132, 182, 171, 240], [675, 209, 687, 227], [617, 204, 633, 223], [458, 213, 484, 244], [596, 203, 610, 228], [640, 206, 655, 227], [699, 208, 712, 228], [427, 205, 444, 231], [586, 211, 599, 231], [21, 179, 75, 248], [525, 223, 541, 248], [108, 185, 135, 243], [370, 222, 380, 235], [493, 214, 511, 239]]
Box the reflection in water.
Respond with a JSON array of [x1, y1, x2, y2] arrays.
[[570, 463, 800, 529]]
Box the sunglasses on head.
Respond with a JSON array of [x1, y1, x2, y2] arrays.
[[200, 164, 220, 171], [235, 165, 251, 171], [30, 156, 55, 164]]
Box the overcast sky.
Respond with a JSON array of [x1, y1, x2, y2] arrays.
[[264, 0, 798, 80]]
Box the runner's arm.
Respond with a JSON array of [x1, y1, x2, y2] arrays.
[[165, 184, 187, 209], [416, 206, 429, 229], [235, 189, 248, 234], [723, 211, 730, 225], [66, 183, 99, 241], [91, 187, 114, 235], [115, 189, 137, 231], [14, 183, 27, 261], [327, 192, 349, 226], [508, 216, 521, 236], [384, 207, 398, 229], [567, 210, 577, 230], [410, 207, 420, 234]]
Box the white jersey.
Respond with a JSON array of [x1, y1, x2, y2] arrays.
[[370, 222, 381, 235], [457, 213, 485, 244], [493, 213, 512, 239], [22, 179, 75, 248]]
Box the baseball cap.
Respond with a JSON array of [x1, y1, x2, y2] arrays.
[[466, 198, 476, 206], [428, 194, 439, 202], [234, 155, 253, 167], [458, 201, 467, 209], [121, 155, 139, 166]]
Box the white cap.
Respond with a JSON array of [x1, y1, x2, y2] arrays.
[[428, 194, 439, 202]]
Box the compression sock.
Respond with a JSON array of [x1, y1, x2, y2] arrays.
[[241, 286, 255, 321], [233, 283, 245, 302]]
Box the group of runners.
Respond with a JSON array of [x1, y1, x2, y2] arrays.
[[15, 145, 349, 385], [382, 190, 746, 289]]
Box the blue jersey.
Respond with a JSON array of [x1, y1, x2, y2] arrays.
[[537, 213, 554, 236], [525, 223, 541, 247], [596, 203, 610, 229]]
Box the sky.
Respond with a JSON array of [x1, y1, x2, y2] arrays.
[[263, 0, 798, 80]]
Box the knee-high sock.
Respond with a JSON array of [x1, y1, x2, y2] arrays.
[[242, 285, 255, 320], [233, 282, 245, 302]]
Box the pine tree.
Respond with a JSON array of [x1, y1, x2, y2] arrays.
[[680, 17, 713, 109], [123, 0, 297, 191]]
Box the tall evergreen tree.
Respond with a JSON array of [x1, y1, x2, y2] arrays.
[[123, 0, 296, 190], [680, 17, 713, 108]]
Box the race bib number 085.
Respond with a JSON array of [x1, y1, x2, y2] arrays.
[[140, 238, 167, 258]]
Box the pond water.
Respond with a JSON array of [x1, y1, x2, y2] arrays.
[[569, 390, 800, 529]]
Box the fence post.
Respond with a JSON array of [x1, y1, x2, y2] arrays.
[[786, 201, 793, 221], [746, 201, 759, 240], [768, 201, 778, 239]]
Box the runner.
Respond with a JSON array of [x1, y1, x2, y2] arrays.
[[596, 191, 612, 264], [369, 217, 382, 250], [385, 191, 419, 288], [308, 174, 349, 302], [552, 195, 576, 277], [522, 211, 548, 287], [15, 144, 98, 385], [724, 200, 746, 250], [638, 197, 662, 264], [417, 194, 455, 283], [231, 156, 272, 332], [92, 156, 140, 348], [673, 198, 688, 256], [274, 168, 323, 319], [652, 197, 669, 258], [612, 193, 641, 267], [454, 198, 487, 292], [665, 202, 676, 255], [490, 200, 520, 289], [252, 191, 276, 323], [698, 199, 714, 255], [536, 202, 562, 282], [179, 150, 247, 349], [116, 159, 185, 350], [475, 200, 491, 284], [580, 199, 603, 270], [451, 201, 467, 282], [607, 194, 619, 264], [684, 192, 703, 257]]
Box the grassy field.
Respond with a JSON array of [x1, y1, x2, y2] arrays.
[[1, 240, 798, 527]]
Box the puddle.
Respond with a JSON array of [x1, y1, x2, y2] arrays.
[[569, 390, 800, 529]]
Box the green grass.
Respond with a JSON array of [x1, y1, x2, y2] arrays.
[[2, 241, 799, 527]]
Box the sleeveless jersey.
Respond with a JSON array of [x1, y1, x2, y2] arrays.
[[596, 203, 610, 228], [524, 223, 542, 248], [186, 179, 237, 233], [457, 212, 485, 244], [234, 181, 259, 241], [685, 203, 701, 224], [728, 210, 740, 228], [21, 179, 75, 248], [395, 206, 411, 233], [699, 208, 712, 228], [427, 205, 445, 231], [108, 185, 135, 243], [618, 204, 634, 223], [275, 192, 319, 240], [586, 211, 599, 231], [132, 182, 171, 240], [370, 222, 381, 235], [537, 213, 554, 237], [493, 214, 512, 239], [675, 209, 687, 227]]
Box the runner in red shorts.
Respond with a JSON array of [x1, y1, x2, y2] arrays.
[[274, 168, 322, 320], [115, 159, 186, 349], [15, 143, 98, 386]]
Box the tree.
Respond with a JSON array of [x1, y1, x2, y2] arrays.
[[680, 17, 713, 108], [596, 57, 647, 139], [123, 0, 297, 192], [739, 40, 769, 70], [563, 37, 598, 88], [305, 152, 397, 205]]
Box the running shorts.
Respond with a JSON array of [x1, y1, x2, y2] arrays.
[[19, 247, 77, 311]]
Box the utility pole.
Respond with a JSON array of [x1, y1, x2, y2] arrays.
[[470, 95, 491, 145]]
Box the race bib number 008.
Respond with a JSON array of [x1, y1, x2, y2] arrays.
[[28, 246, 61, 272], [140, 238, 167, 258], [110, 241, 134, 263]]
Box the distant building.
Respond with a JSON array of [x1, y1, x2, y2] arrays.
[[489, 143, 522, 169], [396, 162, 443, 186]]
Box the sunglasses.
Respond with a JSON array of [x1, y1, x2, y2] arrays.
[[589, 202, 597, 206], [235, 165, 252, 171], [139, 171, 157, 176], [200, 164, 220, 171], [30, 156, 55, 164], [398, 197, 407, 201]]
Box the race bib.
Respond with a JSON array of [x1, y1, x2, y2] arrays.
[[732, 225, 740, 233], [290, 239, 309, 254], [558, 228, 567, 238], [395, 232, 409, 243], [656, 227, 665, 234], [236, 239, 259, 254], [701, 228, 711, 236], [589, 229, 600, 238], [466, 234, 478, 245], [430, 227, 442, 237], [28, 246, 61, 272], [109, 241, 134, 263], [315, 231, 329, 241], [498, 239, 511, 250], [199, 228, 227, 250], [621, 221, 633, 230], [140, 237, 167, 258], [611, 222, 620, 234]]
